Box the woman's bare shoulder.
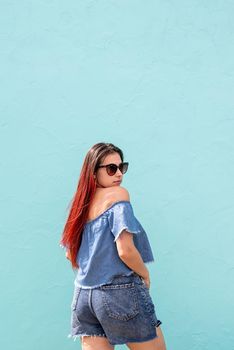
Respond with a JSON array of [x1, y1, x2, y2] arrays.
[[101, 186, 130, 205]]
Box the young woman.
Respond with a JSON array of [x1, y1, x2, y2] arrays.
[[60, 142, 167, 350]]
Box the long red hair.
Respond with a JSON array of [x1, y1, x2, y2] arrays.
[[59, 142, 124, 269]]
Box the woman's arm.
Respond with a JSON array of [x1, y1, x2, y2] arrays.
[[116, 230, 150, 288]]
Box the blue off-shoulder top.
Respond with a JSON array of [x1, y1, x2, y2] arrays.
[[71, 200, 155, 289]]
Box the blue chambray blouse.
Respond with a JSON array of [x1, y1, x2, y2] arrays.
[[67, 200, 154, 289]]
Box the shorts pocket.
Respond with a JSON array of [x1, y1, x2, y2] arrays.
[[100, 282, 139, 321], [71, 287, 81, 311]]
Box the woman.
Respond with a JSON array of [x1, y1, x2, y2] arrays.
[[60, 142, 167, 350]]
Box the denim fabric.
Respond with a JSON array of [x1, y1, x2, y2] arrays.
[[68, 272, 162, 346], [74, 201, 155, 288]]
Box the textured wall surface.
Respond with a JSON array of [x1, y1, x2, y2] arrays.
[[1, 1, 234, 349]]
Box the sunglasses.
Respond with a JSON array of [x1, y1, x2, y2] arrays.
[[97, 162, 129, 176]]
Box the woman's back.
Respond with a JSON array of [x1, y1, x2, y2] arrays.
[[74, 189, 155, 289]]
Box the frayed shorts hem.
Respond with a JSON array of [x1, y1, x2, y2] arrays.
[[67, 333, 107, 342], [68, 332, 158, 346], [67, 320, 162, 344], [67, 323, 162, 346]]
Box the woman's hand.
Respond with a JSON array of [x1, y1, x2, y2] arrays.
[[141, 271, 150, 289], [66, 250, 71, 261]]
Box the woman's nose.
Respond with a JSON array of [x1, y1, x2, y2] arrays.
[[116, 168, 123, 176]]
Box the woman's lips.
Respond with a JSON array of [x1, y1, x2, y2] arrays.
[[114, 180, 121, 183]]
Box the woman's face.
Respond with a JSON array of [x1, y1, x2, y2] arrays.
[[95, 152, 124, 188]]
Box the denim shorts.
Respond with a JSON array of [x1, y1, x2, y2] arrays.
[[68, 272, 162, 346]]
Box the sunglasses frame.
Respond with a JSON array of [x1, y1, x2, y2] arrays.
[[97, 162, 129, 176]]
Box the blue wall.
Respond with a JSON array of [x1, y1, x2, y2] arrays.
[[1, 1, 234, 349]]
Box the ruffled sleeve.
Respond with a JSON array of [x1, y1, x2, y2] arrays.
[[107, 201, 142, 242]]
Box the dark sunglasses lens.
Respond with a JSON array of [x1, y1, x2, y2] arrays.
[[107, 164, 117, 176], [120, 162, 128, 174]]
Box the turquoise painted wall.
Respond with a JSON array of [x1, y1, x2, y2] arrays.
[[1, 1, 234, 349]]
